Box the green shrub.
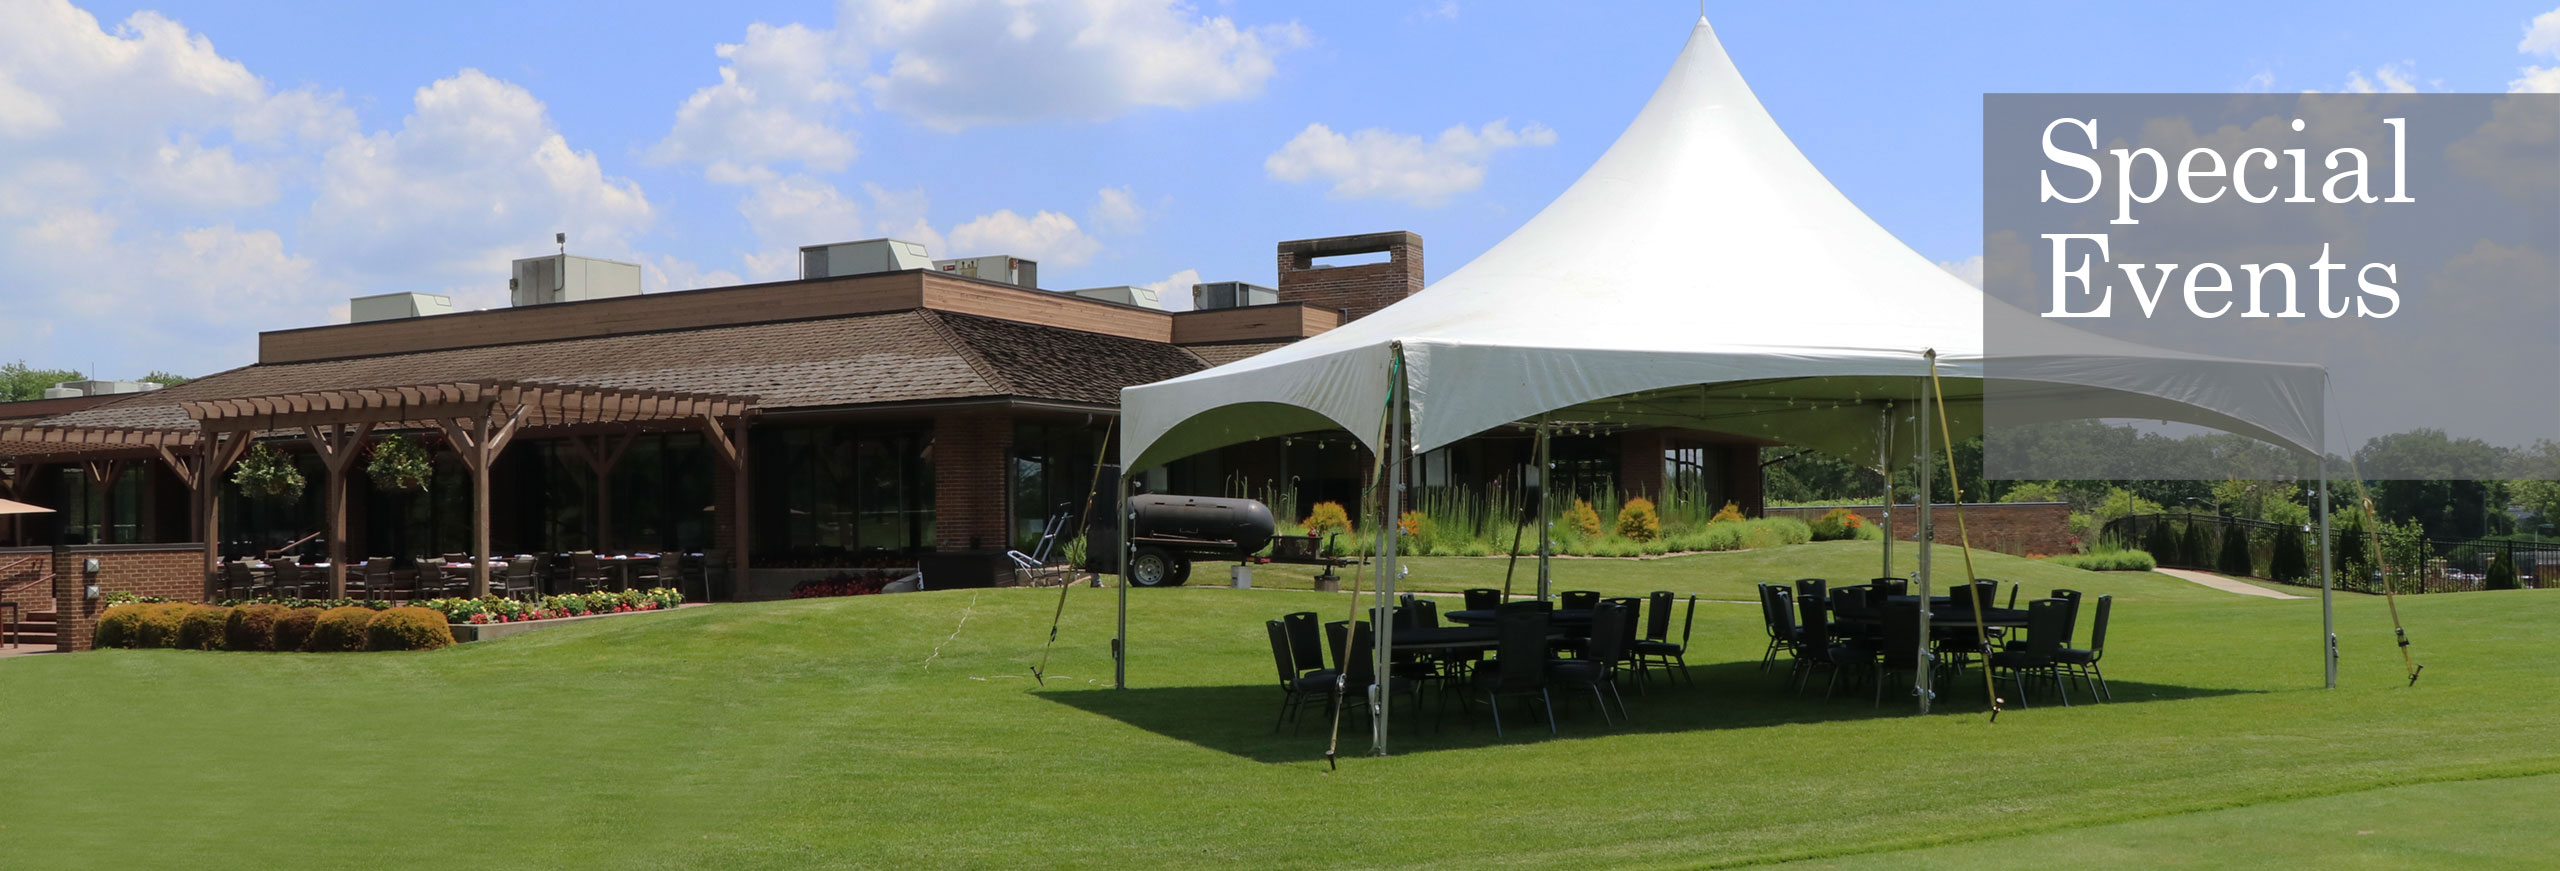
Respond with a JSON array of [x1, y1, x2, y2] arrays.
[[226, 604, 288, 652], [1559, 499, 1603, 539], [134, 602, 192, 649], [1614, 497, 1661, 542], [1809, 507, 1869, 542], [1590, 537, 1643, 558], [175, 605, 233, 651], [2217, 526, 2255, 577], [2268, 525, 2310, 584], [2177, 522, 2209, 568], [364, 606, 456, 651], [307, 606, 376, 652], [273, 607, 325, 651], [1396, 510, 1435, 557], [1693, 522, 1747, 552], [1853, 520, 1884, 541], [2143, 519, 2176, 566], [1710, 502, 1748, 524], [2486, 554, 2520, 590], [2047, 548, 2158, 572], [92, 603, 153, 649], [1302, 502, 1352, 540]]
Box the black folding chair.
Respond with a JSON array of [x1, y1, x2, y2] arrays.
[[2056, 595, 2112, 701], [1467, 606, 1556, 737], [1632, 590, 1695, 685], [1548, 599, 1632, 725], [1989, 598, 2074, 707]]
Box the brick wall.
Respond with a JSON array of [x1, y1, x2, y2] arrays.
[[1761, 502, 2074, 558], [50, 544, 206, 651], [1276, 231, 1422, 322], [932, 414, 1012, 551]]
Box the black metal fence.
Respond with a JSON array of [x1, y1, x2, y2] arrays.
[[2100, 513, 2557, 594]]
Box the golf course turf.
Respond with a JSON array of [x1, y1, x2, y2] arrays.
[[1, 541, 2548, 868]]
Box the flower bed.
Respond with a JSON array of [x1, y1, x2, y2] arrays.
[[790, 571, 904, 598], [416, 588, 684, 625]]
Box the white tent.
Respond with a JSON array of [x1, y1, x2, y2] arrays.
[[1112, 17, 2337, 751]]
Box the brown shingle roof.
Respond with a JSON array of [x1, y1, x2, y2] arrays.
[[41, 309, 1221, 431], [1184, 342, 1293, 367]]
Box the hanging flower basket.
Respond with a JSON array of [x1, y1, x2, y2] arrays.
[[232, 443, 305, 502], [367, 433, 433, 492]]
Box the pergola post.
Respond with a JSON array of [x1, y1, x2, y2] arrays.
[[303, 423, 375, 598], [695, 412, 752, 602], [192, 432, 251, 598], [3, 462, 31, 547], [432, 409, 528, 598], [564, 433, 635, 552], [80, 459, 131, 545]]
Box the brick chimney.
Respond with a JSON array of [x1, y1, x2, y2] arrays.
[[1275, 231, 1423, 322]]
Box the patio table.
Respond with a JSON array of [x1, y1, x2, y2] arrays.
[[1443, 607, 1595, 627]]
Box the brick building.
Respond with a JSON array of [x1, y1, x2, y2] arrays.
[[0, 230, 1765, 631]]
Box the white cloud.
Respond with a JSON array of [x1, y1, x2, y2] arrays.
[[2339, 62, 2422, 94], [1141, 267, 1202, 312], [948, 209, 1100, 266], [1938, 255, 1984, 289], [2514, 10, 2560, 92], [645, 254, 745, 293], [1088, 186, 1146, 234], [305, 69, 653, 282], [1264, 119, 1556, 206], [731, 176, 949, 280], [649, 22, 861, 174], [840, 0, 1308, 131]]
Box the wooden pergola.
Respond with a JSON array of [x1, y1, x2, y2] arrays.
[[0, 424, 216, 549], [178, 380, 759, 599]]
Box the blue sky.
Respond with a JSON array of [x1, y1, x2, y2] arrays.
[[7, 0, 2559, 378]]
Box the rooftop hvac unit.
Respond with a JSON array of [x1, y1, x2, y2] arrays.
[[1191, 281, 1278, 310], [349, 292, 456, 323], [803, 239, 935, 279], [1067, 286, 1162, 309], [510, 254, 641, 307], [43, 380, 161, 399], [933, 255, 1037, 289]]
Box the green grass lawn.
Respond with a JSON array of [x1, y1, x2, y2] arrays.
[[1, 540, 2550, 869]]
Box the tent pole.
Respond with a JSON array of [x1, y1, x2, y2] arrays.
[[1879, 401, 1894, 580], [1914, 360, 1935, 715], [1373, 346, 1406, 756], [1536, 418, 1551, 601], [1114, 472, 1130, 690], [2319, 468, 2336, 689]]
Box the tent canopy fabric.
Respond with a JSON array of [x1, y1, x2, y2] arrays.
[[0, 498, 54, 516], [1120, 18, 2323, 473]]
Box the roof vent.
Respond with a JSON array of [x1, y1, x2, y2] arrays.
[[44, 380, 161, 399], [933, 255, 1037, 289], [350, 292, 456, 323], [1191, 281, 1278, 311], [803, 239, 935, 279], [510, 254, 641, 307]]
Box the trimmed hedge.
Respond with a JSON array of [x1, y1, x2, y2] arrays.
[[307, 606, 376, 652], [175, 605, 234, 651], [2047, 549, 2158, 572], [93, 603, 153, 649], [226, 604, 289, 652], [274, 607, 324, 651], [363, 607, 456, 651], [135, 602, 192, 649]]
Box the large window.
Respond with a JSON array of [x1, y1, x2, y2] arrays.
[[1663, 442, 1727, 511], [754, 423, 935, 559], [1011, 421, 1107, 550]]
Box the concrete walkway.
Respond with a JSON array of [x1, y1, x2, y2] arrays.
[[2152, 568, 2305, 599]]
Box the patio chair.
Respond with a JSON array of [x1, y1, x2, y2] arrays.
[[571, 551, 610, 593], [1327, 620, 1426, 734], [1547, 599, 1632, 725], [1597, 596, 1647, 691], [1988, 598, 2074, 708], [1632, 590, 1695, 686], [2055, 595, 2112, 701], [1280, 612, 1335, 681], [1763, 585, 1802, 673], [1559, 590, 1600, 611], [498, 559, 540, 601], [2047, 588, 2084, 645], [350, 558, 395, 602], [1461, 588, 1502, 612], [1267, 620, 1334, 733], [1468, 606, 1556, 737], [222, 562, 258, 600], [1790, 586, 1835, 694], [1847, 600, 1931, 708]]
